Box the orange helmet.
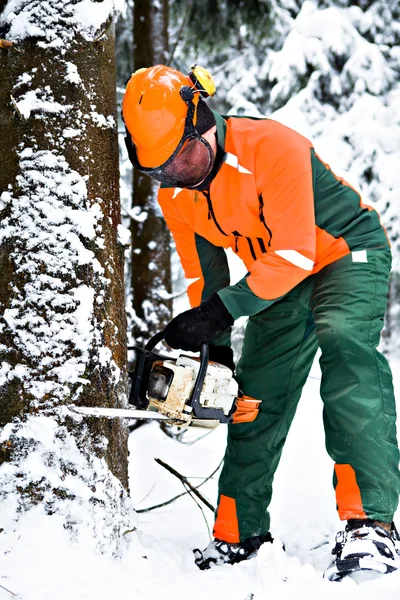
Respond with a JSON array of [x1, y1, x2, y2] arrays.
[[122, 65, 198, 169]]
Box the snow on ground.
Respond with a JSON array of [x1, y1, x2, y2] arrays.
[[1, 357, 399, 600]]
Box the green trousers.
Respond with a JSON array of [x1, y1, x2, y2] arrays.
[[214, 250, 400, 543]]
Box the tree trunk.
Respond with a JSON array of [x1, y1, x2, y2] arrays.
[[0, 0, 132, 551], [130, 0, 172, 346]]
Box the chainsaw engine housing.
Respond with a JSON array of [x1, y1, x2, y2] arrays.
[[147, 356, 238, 425], [128, 334, 261, 428]]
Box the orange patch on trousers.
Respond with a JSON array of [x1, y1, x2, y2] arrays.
[[334, 464, 367, 521], [213, 494, 240, 543]]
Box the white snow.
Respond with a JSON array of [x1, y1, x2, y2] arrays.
[[16, 88, 68, 120], [73, 0, 115, 40], [117, 223, 131, 246], [0, 191, 11, 212], [64, 61, 82, 86], [267, 2, 393, 107], [0, 149, 109, 401], [0, 0, 115, 48], [1, 358, 399, 599], [62, 127, 81, 138], [89, 112, 116, 129], [0, 414, 134, 576], [128, 205, 148, 223]]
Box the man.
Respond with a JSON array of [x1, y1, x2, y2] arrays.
[[122, 64, 400, 579]]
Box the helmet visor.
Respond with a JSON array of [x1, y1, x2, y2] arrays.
[[125, 87, 215, 188], [157, 136, 214, 188]]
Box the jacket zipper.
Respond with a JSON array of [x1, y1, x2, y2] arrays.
[[203, 191, 263, 262], [232, 230, 257, 261], [258, 193, 273, 246], [232, 230, 241, 253], [203, 189, 228, 236], [257, 238, 267, 253], [246, 237, 257, 261]]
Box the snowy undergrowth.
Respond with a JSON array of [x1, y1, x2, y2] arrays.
[[0, 414, 134, 557]]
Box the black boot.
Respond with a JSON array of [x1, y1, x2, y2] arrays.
[[193, 532, 274, 570], [325, 520, 400, 581]]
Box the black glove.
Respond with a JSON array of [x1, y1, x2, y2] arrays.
[[164, 293, 234, 352], [208, 345, 235, 372]]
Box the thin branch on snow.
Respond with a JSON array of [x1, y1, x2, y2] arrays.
[[136, 458, 223, 513], [310, 538, 330, 550], [187, 476, 218, 480], [183, 481, 212, 541], [0, 583, 18, 597], [140, 458, 218, 513], [137, 482, 157, 505]]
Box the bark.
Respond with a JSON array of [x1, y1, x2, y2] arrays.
[[130, 0, 172, 346], [0, 0, 132, 544]]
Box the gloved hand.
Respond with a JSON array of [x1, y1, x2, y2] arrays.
[[164, 293, 234, 352], [208, 345, 235, 372]]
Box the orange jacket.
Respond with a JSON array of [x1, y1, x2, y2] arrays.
[[158, 113, 389, 319]]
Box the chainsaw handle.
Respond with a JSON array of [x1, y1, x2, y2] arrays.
[[188, 342, 209, 408], [144, 330, 166, 352], [144, 332, 209, 409], [145, 332, 208, 365]]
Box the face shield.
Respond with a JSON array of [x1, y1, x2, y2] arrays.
[[127, 87, 215, 189]]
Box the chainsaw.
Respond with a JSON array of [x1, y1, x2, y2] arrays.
[[71, 332, 261, 428]]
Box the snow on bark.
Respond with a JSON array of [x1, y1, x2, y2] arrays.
[[0, 413, 135, 556], [0, 149, 110, 402], [0, 0, 131, 550], [2, 0, 115, 47]]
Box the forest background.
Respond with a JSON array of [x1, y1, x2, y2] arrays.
[[117, 0, 400, 358]]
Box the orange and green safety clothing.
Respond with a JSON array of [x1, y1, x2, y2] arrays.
[[157, 112, 399, 542], [158, 112, 389, 319]]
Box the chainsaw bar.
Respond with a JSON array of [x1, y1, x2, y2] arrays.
[[69, 405, 184, 423]]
